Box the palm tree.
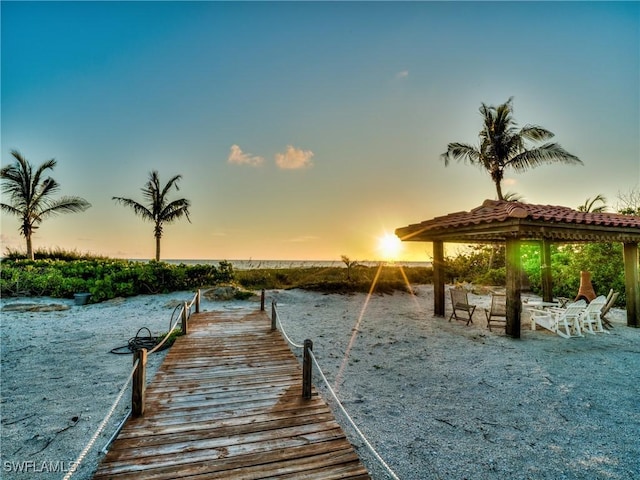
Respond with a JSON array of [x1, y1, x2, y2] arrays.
[[441, 98, 583, 200], [578, 194, 607, 213], [113, 171, 191, 261], [341, 255, 359, 281], [1, 150, 91, 260]]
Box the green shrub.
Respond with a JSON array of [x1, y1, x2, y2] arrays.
[[0, 259, 235, 302]]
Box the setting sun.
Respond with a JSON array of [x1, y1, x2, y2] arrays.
[[377, 232, 402, 261]]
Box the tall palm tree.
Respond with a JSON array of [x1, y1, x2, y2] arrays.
[[578, 194, 607, 213], [441, 98, 583, 200], [113, 171, 191, 261], [1, 150, 91, 260]]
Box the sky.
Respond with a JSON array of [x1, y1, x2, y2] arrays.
[[1, 1, 639, 262]]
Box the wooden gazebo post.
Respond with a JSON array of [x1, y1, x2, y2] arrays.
[[505, 237, 522, 338], [623, 242, 640, 327], [433, 240, 445, 317], [540, 239, 553, 303]]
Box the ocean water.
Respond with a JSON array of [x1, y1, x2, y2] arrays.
[[163, 259, 432, 270]]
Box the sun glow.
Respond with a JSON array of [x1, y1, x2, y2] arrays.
[[377, 232, 402, 261]]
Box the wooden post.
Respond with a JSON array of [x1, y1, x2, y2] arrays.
[[302, 339, 313, 399], [195, 289, 200, 313], [181, 302, 189, 334], [433, 241, 445, 317], [261, 289, 265, 311], [271, 300, 277, 331], [541, 239, 553, 303], [132, 348, 147, 417], [505, 238, 522, 338], [623, 242, 639, 327]]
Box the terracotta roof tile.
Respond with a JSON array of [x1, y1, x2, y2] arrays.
[[397, 199, 640, 242]]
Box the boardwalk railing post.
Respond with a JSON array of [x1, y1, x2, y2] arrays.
[[182, 302, 189, 334], [196, 289, 201, 313], [261, 289, 265, 311], [302, 339, 313, 399], [271, 301, 277, 331], [132, 348, 147, 417]]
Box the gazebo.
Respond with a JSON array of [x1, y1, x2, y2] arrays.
[[395, 199, 640, 338]]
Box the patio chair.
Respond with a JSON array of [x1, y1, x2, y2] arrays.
[[600, 290, 619, 329], [484, 293, 506, 331], [579, 295, 608, 334], [449, 287, 476, 325], [529, 300, 586, 338]]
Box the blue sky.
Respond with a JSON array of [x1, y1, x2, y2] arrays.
[[1, 1, 638, 261]]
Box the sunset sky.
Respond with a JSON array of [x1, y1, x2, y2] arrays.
[[1, 1, 638, 262]]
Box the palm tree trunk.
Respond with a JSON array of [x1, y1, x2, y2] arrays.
[[155, 235, 161, 261], [26, 235, 34, 260], [495, 180, 504, 201]]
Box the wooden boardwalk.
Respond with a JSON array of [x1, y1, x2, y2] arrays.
[[94, 308, 370, 479]]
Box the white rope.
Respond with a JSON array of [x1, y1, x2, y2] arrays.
[[148, 305, 184, 354], [63, 359, 139, 480], [309, 350, 400, 480], [272, 303, 304, 349], [150, 290, 197, 354], [185, 290, 199, 310]]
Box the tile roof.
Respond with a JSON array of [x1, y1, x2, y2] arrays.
[[396, 199, 640, 242]]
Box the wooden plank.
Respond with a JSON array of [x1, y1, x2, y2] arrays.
[[94, 442, 360, 480], [94, 308, 371, 479]]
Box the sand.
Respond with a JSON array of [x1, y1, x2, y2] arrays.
[[1, 286, 638, 479]]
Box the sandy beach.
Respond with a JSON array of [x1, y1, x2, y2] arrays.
[[1, 286, 638, 479]]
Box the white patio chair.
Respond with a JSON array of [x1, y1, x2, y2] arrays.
[[530, 300, 586, 338], [579, 295, 608, 334]]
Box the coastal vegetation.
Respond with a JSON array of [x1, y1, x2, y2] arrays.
[[0, 150, 91, 260], [0, 245, 625, 306], [0, 255, 232, 302], [440, 97, 582, 200], [113, 171, 191, 261]]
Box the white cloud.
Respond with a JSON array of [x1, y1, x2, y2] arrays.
[[275, 145, 314, 170], [396, 70, 409, 79], [227, 144, 264, 167]]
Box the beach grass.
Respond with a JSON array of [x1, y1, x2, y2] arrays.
[[235, 264, 433, 293]]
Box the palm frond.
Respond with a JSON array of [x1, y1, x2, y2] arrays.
[[1, 203, 21, 215], [161, 174, 183, 197], [519, 125, 555, 142], [578, 194, 607, 213], [506, 143, 582, 172], [160, 199, 192, 223], [441, 143, 481, 166], [38, 196, 92, 219], [112, 196, 154, 220]]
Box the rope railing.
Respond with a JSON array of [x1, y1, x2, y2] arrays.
[[62, 358, 139, 480], [149, 289, 199, 354], [309, 349, 400, 480], [271, 300, 400, 480], [65, 289, 201, 478], [271, 300, 305, 349]]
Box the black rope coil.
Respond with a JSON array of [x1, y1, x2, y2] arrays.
[[110, 304, 184, 354]]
